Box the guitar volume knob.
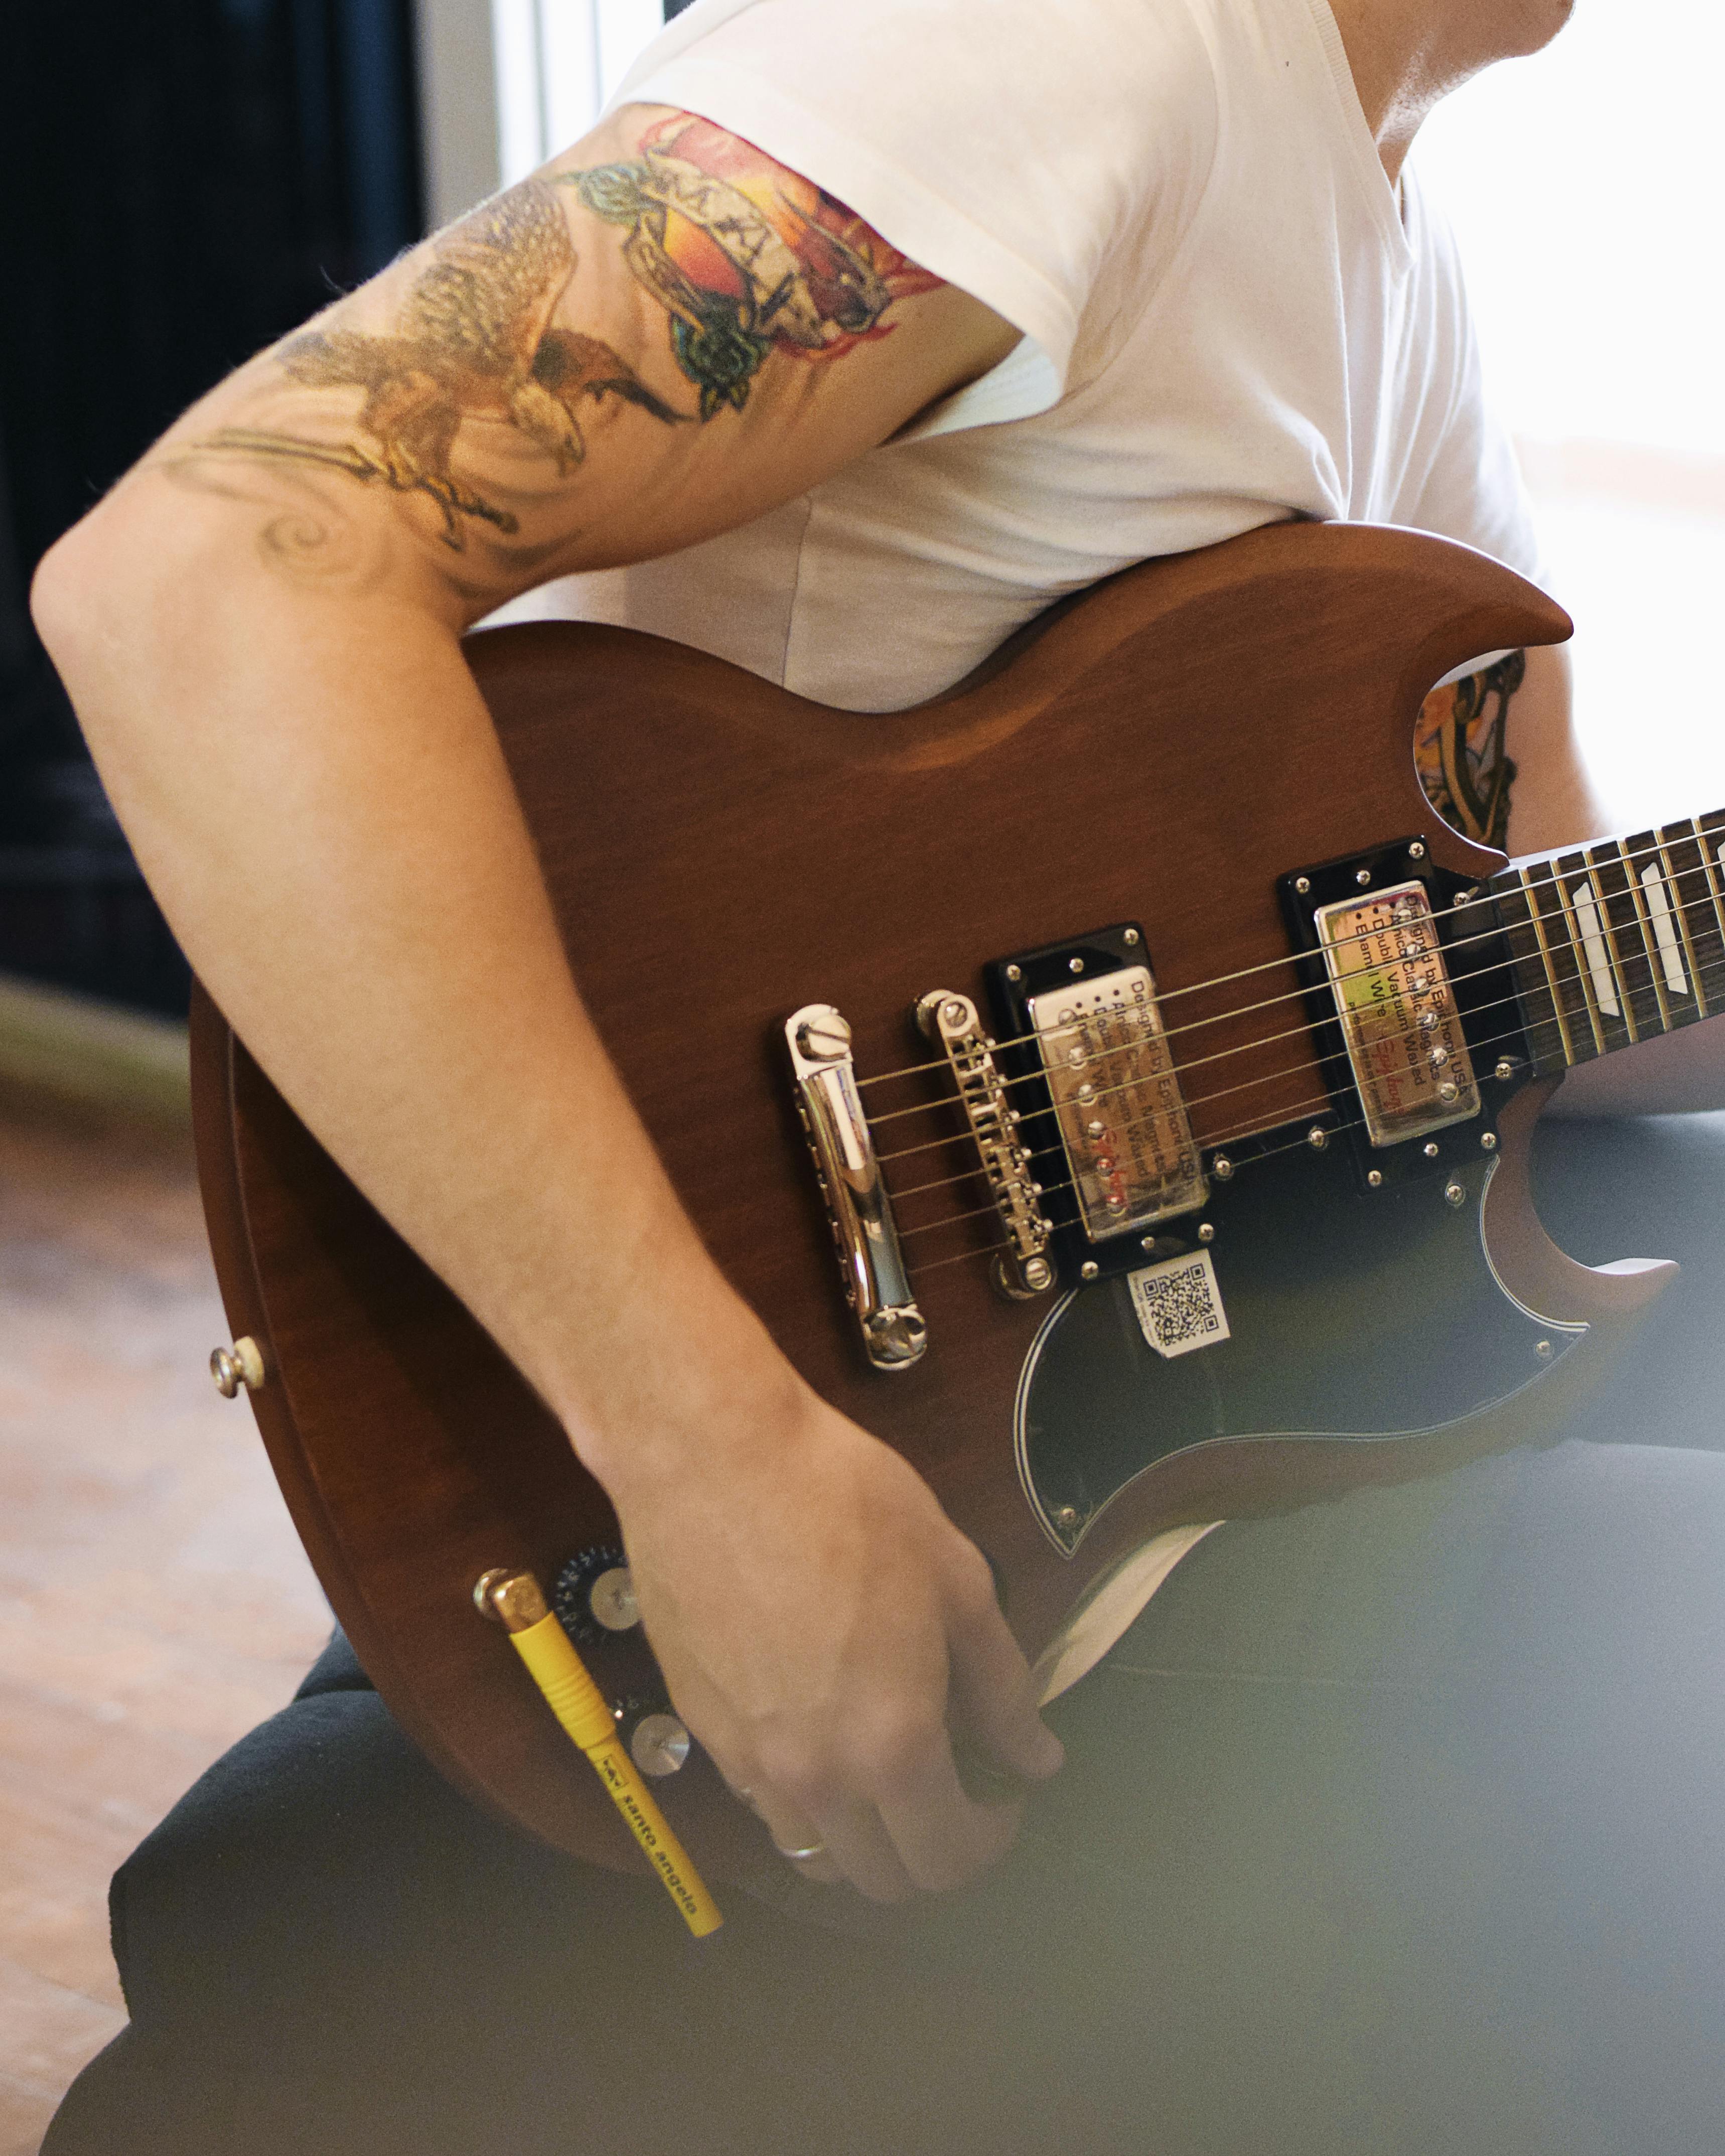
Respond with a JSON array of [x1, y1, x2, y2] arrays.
[[553, 1545, 641, 1644]]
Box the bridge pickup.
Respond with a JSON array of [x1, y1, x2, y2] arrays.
[[988, 925, 1207, 1263], [918, 991, 1055, 1299], [786, 1004, 928, 1370]]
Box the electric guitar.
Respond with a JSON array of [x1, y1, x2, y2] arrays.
[[192, 518, 1700, 1887]]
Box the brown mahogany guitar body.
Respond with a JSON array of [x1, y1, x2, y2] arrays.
[[191, 520, 1676, 1887]]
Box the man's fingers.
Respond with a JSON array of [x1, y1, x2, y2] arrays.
[[754, 1789, 912, 1901], [874, 1734, 1023, 1893], [945, 1560, 1065, 1783]]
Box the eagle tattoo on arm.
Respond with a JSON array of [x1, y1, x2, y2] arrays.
[[190, 116, 941, 554], [199, 181, 679, 548]]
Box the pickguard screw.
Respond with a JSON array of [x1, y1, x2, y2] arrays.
[[1197, 1223, 1216, 1244], [1408, 841, 1427, 860], [1481, 1131, 1498, 1151], [1212, 1155, 1234, 1181], [1307, 1126, 1329, 1151], [1295, 876, 1312, 896], [1494, 1058, 1515, 1081], [1367, 1169, 1384, 1188], [1355, 869, 1373, 887], [1123, 928, 1140, 945], [1423, 1141, 1440, 1159], [1069, 957, 1086, 975], [1005, 964, 1023, 983], [1536, 1340, 1553, 1360], [1054, 1505, 1081, 1530], [1444, 1179, 1466, 1207], [1080, 1260, 1100, 1282]]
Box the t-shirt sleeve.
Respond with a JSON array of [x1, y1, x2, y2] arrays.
[[607, 0, 1216, 433]]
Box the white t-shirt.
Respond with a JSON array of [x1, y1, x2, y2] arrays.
[[500, 0, 1540, 710]]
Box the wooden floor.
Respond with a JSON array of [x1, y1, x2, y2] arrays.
[[0, 1091, 328, 2154]]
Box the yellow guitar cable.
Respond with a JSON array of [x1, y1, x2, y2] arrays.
[[480, 1569, 723, 1938]]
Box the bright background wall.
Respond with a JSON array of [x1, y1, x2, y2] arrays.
[[1417, 4, 1725, 827]]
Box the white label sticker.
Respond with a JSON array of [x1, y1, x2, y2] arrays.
[[1127, 1249, 1230, 1361]]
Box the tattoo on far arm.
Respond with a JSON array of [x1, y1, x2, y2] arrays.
[[173, 114, 941, 560], [1415, 649, 1524, 850]]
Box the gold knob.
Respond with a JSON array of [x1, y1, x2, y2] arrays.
[[210, 1337, 266, 1397]]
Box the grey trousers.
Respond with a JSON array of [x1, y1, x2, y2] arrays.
[[44, 1115, 1725, 2156]]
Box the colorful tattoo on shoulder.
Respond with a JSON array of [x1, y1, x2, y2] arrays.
[[1414, 650, 1524, 850], [172, 115, 940, 559], [567, 114, 940, 418]]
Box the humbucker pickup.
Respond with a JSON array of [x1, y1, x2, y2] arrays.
[[987, 924, 1208, 1280]]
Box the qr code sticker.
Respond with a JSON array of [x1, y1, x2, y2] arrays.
[[1127, 1249, 1230, 1361]]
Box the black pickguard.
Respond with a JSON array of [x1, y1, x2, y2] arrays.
[[1016, 1132, 1583, 1554]]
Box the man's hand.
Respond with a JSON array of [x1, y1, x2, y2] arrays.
[[610, 1380, 1063, 1900]]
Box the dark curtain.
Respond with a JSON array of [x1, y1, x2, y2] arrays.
[[0, 0, 422, 1012]]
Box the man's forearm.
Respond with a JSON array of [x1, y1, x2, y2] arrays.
[[32, 486, 785, 1487]]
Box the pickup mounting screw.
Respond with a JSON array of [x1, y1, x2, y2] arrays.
[[1408, 841, 1427, 860], [1495, 1058, 1515, 1081], [1444, 1179, 1466, 1207], [1355, 869, 1373, 887], [1123, 929, 1141, 946], [1367, 1169, 1384, 1187], [1069, 957, 1086, 975], [1005, 964, 1023, 983], [1295, 877, 1312, 896], [1423, 1141, 1440, 1159], [1197, 1223, 1216, 1244], [1307, 1126, 1329, 1151], [1212, 1155, 1234, 1181], [1080, 1261, 1100, 1282], [1481, 1131, 1498, 1151]]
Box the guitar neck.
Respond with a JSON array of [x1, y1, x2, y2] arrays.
[[1493, 812, 1725, 1073]]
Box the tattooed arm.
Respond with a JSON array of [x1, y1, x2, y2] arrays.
[[32, 108, 1057, 1904]]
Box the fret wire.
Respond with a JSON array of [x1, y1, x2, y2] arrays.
[[1630, 829, 1697, 1026], [1662, 819, 1716, 1020], [1527, 861, 1597, 1062], [1591, 838, 1664, 1040], [1501, 871, 1571, 1072], [1652, 824, 1707, 1020], [1698, 810, 1725, 965]]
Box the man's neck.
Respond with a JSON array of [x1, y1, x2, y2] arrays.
[[1326, 0, 1574, 183]]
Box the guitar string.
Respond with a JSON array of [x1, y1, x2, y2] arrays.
[[902, 1022, 1544, 1283], [867, 877, 1725, 1171], [887, 955, 1725, 1244], [869, 826, 1725, 1088], [857, 849, 1725, 1127], [902, 1086, 1425, 1283], [879, 975, 1540, 1202], [848, 825, 1725, 1096]]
